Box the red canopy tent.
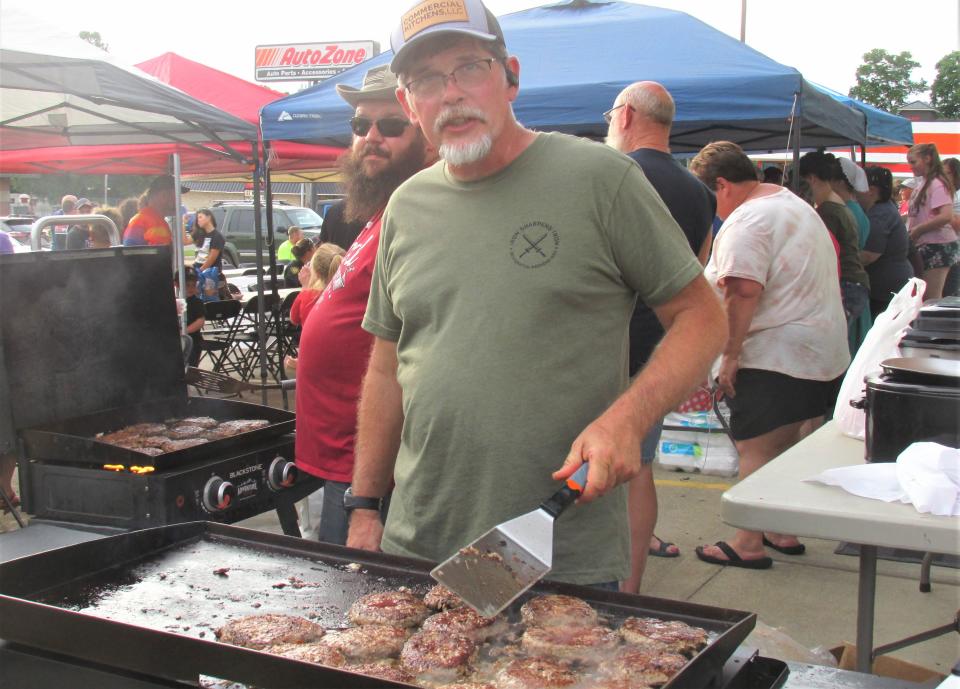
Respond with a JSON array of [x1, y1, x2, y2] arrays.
[[136, 53, 344, 175]]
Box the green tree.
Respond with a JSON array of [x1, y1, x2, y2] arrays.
[[849, 49, 928, 113], [931, 51, 960, 119], [78, 31, 109, 52]]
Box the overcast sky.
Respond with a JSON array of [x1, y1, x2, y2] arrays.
[[6, 0, 959, 97]]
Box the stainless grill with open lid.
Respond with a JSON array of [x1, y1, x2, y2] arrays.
[[0, 247, 294, 470]]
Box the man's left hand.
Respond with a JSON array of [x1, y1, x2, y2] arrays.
[[552, 411, 643, 503]]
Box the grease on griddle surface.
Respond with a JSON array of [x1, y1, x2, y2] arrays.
[[35, 537, 721, 688], [50, 538, 414, 638]]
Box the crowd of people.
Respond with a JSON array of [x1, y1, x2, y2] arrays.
[[3, 0, 957, 596], [282, 0, 957, 594]]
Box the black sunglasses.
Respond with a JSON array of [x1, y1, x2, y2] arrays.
[[349, 116, 411, 138]]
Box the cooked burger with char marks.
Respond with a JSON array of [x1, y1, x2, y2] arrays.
[[173, 416, 219, 429], [425, 583, 465, 611], [520, 624, 619, 663], [494, 657, 579, 689], [599, 648, 688, 686], [347, 660, 415, 684], [422, 607, 508, 641], [265, 642, 346, 667], [400, 630, 477, 682], [124, 422, 169, 436], [349, 590, 430, 628], [167, 424, 207, 439], [619, 617, 708, 656], [321, 624, 409, 661], [207, 419, 270, 439], [519, 595, 598, 629], [214, 614, 325, 650]]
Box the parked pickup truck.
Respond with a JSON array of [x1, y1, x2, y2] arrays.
[[208, 201, 324, 266]]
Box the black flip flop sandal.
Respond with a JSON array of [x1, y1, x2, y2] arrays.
[[695, 541, 772, 570], [762, 536, 805, 555], [648, 536, 680, 558]]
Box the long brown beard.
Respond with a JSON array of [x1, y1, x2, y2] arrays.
[[340, 133, 427, 223]]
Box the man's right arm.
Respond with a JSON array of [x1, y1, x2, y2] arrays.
[[346, 336, 404, 551]]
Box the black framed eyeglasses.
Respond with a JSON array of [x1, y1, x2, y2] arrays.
[[602, 103, 633, 124], [405, 58, 497, 99], [349, 116, 411, 138]]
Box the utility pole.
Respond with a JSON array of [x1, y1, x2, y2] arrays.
[[740, 0, 747, 43]]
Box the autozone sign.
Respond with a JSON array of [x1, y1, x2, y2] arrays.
[[255, 41, 378, 82]]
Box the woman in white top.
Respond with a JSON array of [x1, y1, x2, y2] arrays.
[[689, 142, 850, 570]]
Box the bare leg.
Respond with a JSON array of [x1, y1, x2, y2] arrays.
[[621, 464, 657, 593], [921, 267, 949, 302], [698, 419, 809, 561], [0, 453, 17, 501]]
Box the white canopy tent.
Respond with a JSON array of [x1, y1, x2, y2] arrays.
[[0, 8, 280, 398], [0, 7, 257, 157]]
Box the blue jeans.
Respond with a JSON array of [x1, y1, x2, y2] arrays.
[[641, 420, 664, 465]]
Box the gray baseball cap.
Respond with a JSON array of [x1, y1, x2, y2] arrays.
[[390, 0, 506, 74]]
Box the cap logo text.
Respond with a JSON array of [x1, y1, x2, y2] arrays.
[[402, 0, 470, 41]]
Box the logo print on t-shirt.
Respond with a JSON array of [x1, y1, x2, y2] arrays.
[[510, 222, 559, 268]]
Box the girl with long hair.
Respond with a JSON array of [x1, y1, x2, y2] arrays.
[[906, 143, 957, 300]]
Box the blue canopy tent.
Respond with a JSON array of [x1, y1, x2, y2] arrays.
[[810, 83, 913, 146], [262, 0, 867, 154]]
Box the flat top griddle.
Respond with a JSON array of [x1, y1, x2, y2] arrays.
[[0, 522, 756, 689], [19, 396, 295, 469]]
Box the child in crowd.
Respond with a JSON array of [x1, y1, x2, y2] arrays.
[[175, 267, 206, 367], [284, 243, 345, 374]]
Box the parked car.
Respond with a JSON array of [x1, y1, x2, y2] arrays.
[[1, 216, 36, 246], [1, 230, 32, 253], [208, 202, 323, 266]]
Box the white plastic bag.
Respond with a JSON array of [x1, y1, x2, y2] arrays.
[[833, 278, 925, 439]]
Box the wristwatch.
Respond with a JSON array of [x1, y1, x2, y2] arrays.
[[343, 486, 382, 512]]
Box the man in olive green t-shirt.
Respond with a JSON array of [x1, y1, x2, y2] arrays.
[[345, 0, 728, 587]]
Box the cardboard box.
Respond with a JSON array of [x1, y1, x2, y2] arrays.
[[829, 642, 946, 683]]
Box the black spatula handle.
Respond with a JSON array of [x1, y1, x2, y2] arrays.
[[540, 463, 589, 518]]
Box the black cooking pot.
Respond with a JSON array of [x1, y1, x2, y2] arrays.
[[857, 358, 960, 462]]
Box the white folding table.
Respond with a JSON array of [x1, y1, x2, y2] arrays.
[[722, 421, 959, 672]]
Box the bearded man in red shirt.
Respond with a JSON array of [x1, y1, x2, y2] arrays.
[[295, 64, 435, 544]]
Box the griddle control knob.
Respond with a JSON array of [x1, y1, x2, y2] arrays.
[[268, 457, 298, 490], [203, 476, 236, 512]]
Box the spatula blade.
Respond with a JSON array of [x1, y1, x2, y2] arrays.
[[430, 508, 555, 618]]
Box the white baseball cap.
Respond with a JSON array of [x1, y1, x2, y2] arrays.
[[838, 158, 869, 193]]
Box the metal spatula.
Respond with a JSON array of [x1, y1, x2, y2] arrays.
[[430, 463, 589, 617], [184, 367, 284, 394]]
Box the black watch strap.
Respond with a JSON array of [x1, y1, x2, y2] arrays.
[[343, 486, 382, 512]]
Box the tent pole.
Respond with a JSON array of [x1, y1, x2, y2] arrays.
[[251, 145, 270, 406], [173, 153, 187, 334], [791, 92, 802, 194], [262, 142, 287, 407]]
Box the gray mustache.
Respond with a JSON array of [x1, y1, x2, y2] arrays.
[[434, 106, 488, 133]]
